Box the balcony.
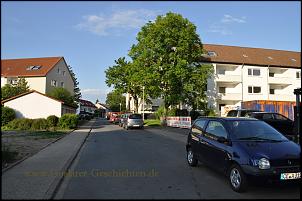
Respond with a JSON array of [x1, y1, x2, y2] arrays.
[[268, 94, 295, 102], [268, 77, 291, 86], [215, 74, 241, 83], [217, 93, 242, 101]]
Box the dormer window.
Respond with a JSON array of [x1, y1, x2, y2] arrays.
[[26, 65, 42, 70], [268, 56, 273, 60], [291, 58, 297, 62], [208, 51, 217, 57], [243, 54, 248, 58]]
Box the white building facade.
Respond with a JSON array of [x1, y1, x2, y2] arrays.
[[207, 63, 301, 115], [125, 44, 301, 116], [2, 91, 76, 119]]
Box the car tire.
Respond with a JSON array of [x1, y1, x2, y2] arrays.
[[228, 164, 248, 193], [187, 148, 198, 167]]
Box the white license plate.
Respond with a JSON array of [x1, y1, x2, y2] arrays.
[[133, 125, 140, 127], [280, 172, 301, 180]]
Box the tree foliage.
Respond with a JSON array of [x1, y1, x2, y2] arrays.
[[129, 12, 213, 111], [1, 78, 30, 100], [105, 12, 213, 114], [67, 65, 81, 103], [105, 91, 126, 112], [47, 87, 77, 108]]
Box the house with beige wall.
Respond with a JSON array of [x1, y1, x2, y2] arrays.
[[2, 90, 76, 118], [1, 56, 75, 95]]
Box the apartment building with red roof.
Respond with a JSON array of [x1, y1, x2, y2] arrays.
[[1, 56, 75, 95]]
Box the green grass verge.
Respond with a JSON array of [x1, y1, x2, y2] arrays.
[[144, 119, 161, 127], [26, 130, 72, 139]]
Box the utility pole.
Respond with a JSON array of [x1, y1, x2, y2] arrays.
[[142, 86, 145, 121]]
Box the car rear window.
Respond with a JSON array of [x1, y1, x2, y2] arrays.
[[129, 114, 142, 119], [227, 110, 238, 117]]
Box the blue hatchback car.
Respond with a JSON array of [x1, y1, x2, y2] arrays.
[[186, 117, 300, 192]]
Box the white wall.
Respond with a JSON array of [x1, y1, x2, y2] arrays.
[[4, 92, 62, 118]]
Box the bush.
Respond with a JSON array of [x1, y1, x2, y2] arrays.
[[205, 108, 217, 117], [155, 106, 166, 119], [31, 118, 49, 130], [190, 110, 202, 121], [167, 108, 177, 116], [6, 118, 33, 130], [58, 114, 79, 129], [1, 106, 16, 126], [176, 109, 189, 116], [47, 115, 59, 127]]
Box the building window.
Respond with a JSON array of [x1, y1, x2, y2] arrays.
[[208, 51, 217, 57], [219, 87, 226, 93], [10, 79, 18, 85], [270, 89, 275, 94], [217, 69, 225, 75], [248, 68, 260, 76], [269, 72, 274, 77], [26, 65, 42, 70], [296, 72, 301, 79], [57, 68, 60, 74], [51, 80, 57, 87], [60, 82, 64, 87], [248, 86, 261, 94], [62, 71, 66, 76]]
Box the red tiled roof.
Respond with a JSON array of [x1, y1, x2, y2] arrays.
[[202, 44, 300, 68], [1, 57, 63, 77], [80, 99, 97, 108]]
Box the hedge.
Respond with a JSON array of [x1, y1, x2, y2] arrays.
[[58, 114, 79, 129], [47, 115, 59, 127], [31, 118, 49, 130], [1, 106, 16, 126]]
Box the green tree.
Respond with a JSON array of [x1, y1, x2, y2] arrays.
[[128, 12, 213, 114], [105, 57, 144, 113], [105, 91, 126, 112], [67, 65, 81, 103], [47, 87, 77, 108], [1, 78, 30, 100]]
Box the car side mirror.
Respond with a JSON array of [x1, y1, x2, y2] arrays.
[[217, 136, 227, 143]]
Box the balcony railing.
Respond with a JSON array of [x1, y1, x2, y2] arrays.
[[217, 93, 242, 101], [268, 77, 291, 85], [215, 74, 241, 83], [268, 94, 295, 101]]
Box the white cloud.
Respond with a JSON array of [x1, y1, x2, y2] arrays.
[[75, 9, 159, 36], [221, 14, 246, 24], [208, 24, 232, 35], [81, 88, 112, 103], [207, 14, 247, 35]]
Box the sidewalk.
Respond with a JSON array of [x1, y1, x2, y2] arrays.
[[1, 119, 96, 199]]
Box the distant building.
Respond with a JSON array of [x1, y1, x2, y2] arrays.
[[1, 57, 75, 95], [79, 99, 97, 114], [126, 44, 301, 116], [95, 102, 110, 118]]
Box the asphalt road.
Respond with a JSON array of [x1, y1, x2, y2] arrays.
[[55, 118, 300, 199]]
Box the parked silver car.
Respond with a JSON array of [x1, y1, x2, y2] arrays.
[[123, 114, 144, 130]]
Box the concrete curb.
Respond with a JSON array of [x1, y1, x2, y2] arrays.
[[1, 129, 75, 174], [44, 119, 97, 199]]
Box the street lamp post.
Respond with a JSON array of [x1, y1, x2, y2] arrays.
[[142, 86, 145, 121], [119, 103, 121, 112]]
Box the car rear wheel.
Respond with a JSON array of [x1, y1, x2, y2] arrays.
[[228, 164, 248, 193], [187, 148, 198, 167]]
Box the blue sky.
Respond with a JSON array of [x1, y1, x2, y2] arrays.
[[2, 1, 301, 103]]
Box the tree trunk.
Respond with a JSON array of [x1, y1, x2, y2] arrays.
[[133, 95, 139, 113]]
